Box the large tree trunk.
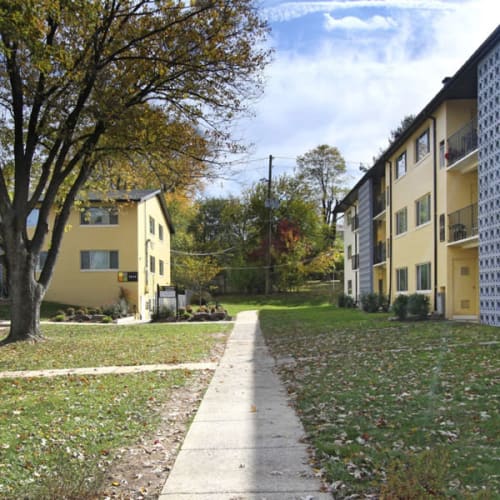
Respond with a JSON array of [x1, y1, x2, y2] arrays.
[[2, 247, 45, 344]]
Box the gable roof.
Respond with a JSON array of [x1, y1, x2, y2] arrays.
[[85, 189, 175, 234]]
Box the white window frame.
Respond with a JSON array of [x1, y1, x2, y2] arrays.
[[150, 255, 156, 273], [159, 259, 164, 276], [416, 128, 430, 162], [396, 267, 408, 292], [80, 250, 119, 270], [395, 207, 408, 235], [149, 216, 155, 235], [158, 223, 164, 241], [416, 262, 431, 291], [416, 194, 431, 227], [80, 207, 118, 226], [395, 151, 407, 179]]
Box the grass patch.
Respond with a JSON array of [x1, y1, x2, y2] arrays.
[[0, 322, 231, 371], [259, 304, 500, 497], [0, 370, 190, 499]]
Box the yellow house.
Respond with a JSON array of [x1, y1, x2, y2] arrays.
[[37, 189, 174, 321], [336, 26, 499, 326]]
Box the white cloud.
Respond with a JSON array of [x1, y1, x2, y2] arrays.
[[323, 14, 397, 31], [264, 0, 457, 23], [207, 0, 500, 196]]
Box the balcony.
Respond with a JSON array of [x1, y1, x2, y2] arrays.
[[374, 241, 386, 265], [448, 203, 478, 246], [446, 119, 478, 173], [373, 191, 386, 219], [351, 254, 359, 270]]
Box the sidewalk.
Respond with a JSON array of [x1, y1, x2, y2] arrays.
[[159, 310, 331, 500]]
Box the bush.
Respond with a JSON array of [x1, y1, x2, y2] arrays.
[[101, 303, 122, 319], [408, 293, 430, 319], [65, 307, 75, 317], [53, 314, 66, 322], [392, 294, 409, 320], [378, 294, 390, 312], [337, 293, 356, 308], [360, 292, 379, 313], [101, 315, 113, 323]]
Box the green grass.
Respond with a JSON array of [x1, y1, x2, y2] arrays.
[[259, 304, 500, 498], [0, 370, 191, 499], [0, 322, 231, 371], [0, 317, 231, 499]]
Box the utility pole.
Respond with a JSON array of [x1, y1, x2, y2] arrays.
[[265, 154, 273, 295]]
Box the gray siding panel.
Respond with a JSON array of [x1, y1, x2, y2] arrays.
[[359, 179, 373, 294], [478, 40, 500, 326]]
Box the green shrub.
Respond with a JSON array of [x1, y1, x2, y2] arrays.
[[360, 292, 379, 313], [53, 314, 66, 322], [408, 293, 430, 319], [392, 294, 408, 320], [101, 315, 113, 323], [378, 294, 390, 312], [65, 307, 75, 316], [337, 292, 356, 308], [101, 303, 121, 319]]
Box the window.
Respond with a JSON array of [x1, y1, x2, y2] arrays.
[[159, 259, 164, 276], [439, 213, 445, 242], [36, 251, 48, 272], [439, 140, 445, 168], [416, 194, 431, 226], [396, 267, 408, 292], [80, 207, 118, 225], [158, 224, 164, 241], [416, 128, 430, 162], [416, 262, 431, 291], [347, 245, 352, 259], [149, 216, 155, 235], [81, 250, 118, 270], [150, 255, 156, 273], [395, 208, 407, 235], [347, 280, 352, 295], [396, 151, 407, 179]]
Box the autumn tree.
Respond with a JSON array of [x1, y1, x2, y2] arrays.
[[0, 0, 270, 343], [296, 145, 347, 236]]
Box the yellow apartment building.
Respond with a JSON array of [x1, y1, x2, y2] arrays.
[[34, 189, 174, 321], [336, 26, 499, 326]]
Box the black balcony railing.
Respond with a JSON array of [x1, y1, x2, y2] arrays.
[[374, 241, 386, 264], [448, 203, 478, 242], [374, 191, 386, 216], [351, 214, 359, 231], [352, 254, 359, 270], [447, 119, 478, 166]]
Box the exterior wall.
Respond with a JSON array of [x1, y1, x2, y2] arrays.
[[342, 203, 359, 301], [44, 203, 139, 310], [137, 196, 172, 320], [358, 180, 373, 294], [42, 193, 172, 320], [389, 120, 435, 308], [478, 40, 500, 326]]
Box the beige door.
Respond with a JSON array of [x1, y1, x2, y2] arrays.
[[452, 258, 478, 316]]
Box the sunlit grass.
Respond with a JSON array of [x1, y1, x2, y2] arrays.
[[0, 371, 190, 499], [0, 322, 231, 371], [259, 305, 500, 497]]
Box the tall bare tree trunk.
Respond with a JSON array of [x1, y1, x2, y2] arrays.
[[1, 243, 45, 344]]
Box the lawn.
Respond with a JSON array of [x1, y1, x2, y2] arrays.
[[0, 320, 231, 499], [0, 322, 232, 371], [259, 304, 500, 498]]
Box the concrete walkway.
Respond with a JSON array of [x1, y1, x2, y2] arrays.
[[159, 310, 331, 500], [0, 362, 218, 379]]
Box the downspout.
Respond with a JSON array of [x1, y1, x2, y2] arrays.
[[388, 160, 393, 304], [431, 116, 438, 312], [354, 205, 358, 301]]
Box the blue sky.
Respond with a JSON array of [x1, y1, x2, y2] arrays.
[[207, 0, 499, 196]]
